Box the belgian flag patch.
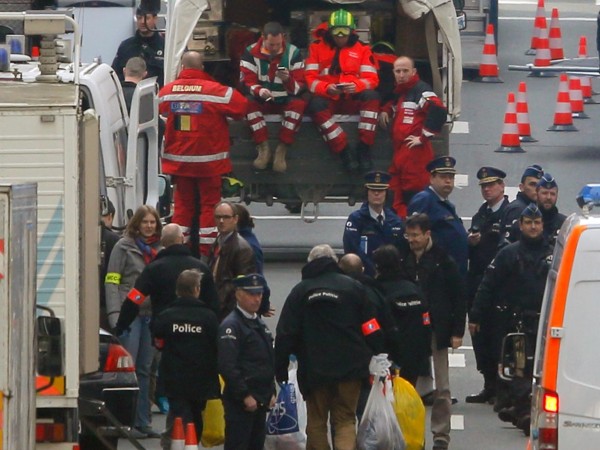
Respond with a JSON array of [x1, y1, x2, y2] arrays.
[[175, 115, 192, 131]]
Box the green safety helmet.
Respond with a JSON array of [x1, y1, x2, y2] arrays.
[[328, 9, 356, 30]]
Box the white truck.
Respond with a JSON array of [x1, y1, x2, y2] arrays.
[[0, 12, 160, 449]]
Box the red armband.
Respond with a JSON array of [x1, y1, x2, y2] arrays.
[[361, 318, 381, 336], [127, 288, 147, 305], [422, 312, 431, 326]]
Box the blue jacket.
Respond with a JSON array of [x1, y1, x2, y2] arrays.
[[343, 202, 405, 276], [408, 187, 468, 277]]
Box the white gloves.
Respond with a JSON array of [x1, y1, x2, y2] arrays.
[[369, 353, 391, 377]]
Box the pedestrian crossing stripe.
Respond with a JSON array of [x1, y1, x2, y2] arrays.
[[451, 415, 465, 430]]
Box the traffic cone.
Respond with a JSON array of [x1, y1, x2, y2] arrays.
[[171, 417, 185, 450], [547, 74, 578, 131], [496, 92, 525, 153], [184, 423, 198, 450], [529, 25, 556, 78], [474, 24, 503, 83], [568, 77, 589, 119], [526, 0, 546, 55], [516, 82, 537, 142], [548, 8, 564, 60], [580, 76, 599, 104], [577, 36, 587, 58]]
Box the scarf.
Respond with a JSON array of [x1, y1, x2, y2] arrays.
[[135, 235, 160, 265], [393, 73, 420, 95]]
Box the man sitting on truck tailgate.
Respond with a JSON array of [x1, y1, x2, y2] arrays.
[[379, 56, 447, 218], [239, 21, 307, 173], [305, 9, 380, 173]]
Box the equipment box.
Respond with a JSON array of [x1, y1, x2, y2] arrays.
[[188, 22, 221, 54]]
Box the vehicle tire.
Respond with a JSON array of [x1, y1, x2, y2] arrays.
[[79, 433, 119, 450]]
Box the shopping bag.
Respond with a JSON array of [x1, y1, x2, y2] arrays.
[[357, 380, 406, 450], [201, 376, 225, 447], [265, 380, 306, 450], [392, 375, 426, 450]]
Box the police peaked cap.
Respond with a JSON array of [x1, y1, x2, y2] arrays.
[[536, 173, 558, 190], [364, 171, 391, 190], [477, 166, 506, 185], [520, 203, 542, 219], [522, 164, 544, 180], [232, 273, 265, 292], [426, 156, 456, 174]]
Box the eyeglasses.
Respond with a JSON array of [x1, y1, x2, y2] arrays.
[[331, 27, 351, 37], [215, 214, 234, 221]]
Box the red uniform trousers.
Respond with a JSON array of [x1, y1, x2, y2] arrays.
[[172, 175, 221, 256], [308, 91, 379, 153], [389, 140, 434, 218], [245, 97, 306, 145]]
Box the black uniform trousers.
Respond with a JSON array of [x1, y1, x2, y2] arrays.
[[223, 398, 268, 450]]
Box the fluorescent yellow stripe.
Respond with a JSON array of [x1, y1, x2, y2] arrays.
[[105, 272, 121, 284]]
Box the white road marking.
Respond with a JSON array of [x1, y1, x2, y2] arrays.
[[452, 121, 469, 134], [451, 415, 465, 430], [499, 16, 597, 21], [458, 345, 474, 350], [449, 353, 466, 368], [454, 173, 469, 188]]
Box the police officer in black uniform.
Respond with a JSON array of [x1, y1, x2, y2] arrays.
[[500, 164, 543, 241], [218, 274, 275, 450], [465, 167, 509, 404], [112, 5, 165, 87], [469, 204, 553, 435]]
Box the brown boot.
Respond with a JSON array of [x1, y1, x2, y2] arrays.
[[273, 142, 288, 173], [253, 141, 272, 170]]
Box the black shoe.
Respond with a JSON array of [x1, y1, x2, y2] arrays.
[[498, 406, 518, 424], [466, 388, 495, 404], [340, 147, 359, 172], [493, 396, 512, 413], [421, 391, 435, 406], [137, 426, 161, 438], [516, 415, 531, 436], [432, 439, 449, 450], [451, 397, 458, 405], [356, 141, 373, 172]]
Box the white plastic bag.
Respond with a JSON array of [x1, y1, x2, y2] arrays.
[[357, 380, 406, 450]]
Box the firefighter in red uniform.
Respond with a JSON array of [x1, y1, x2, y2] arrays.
[[379, 56, 447, 218], [239, 21, 307, 173], [305, 9, 380, 173], [160, 51, 248, 256]]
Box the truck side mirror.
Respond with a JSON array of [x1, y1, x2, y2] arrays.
[[499, 332, 528, 381], [456, 11, 467, 31], [37, 316, 63, 377]]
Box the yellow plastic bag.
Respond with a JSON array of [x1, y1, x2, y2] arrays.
[[392, 375, 426, 450], [201, 377, 225, 447]]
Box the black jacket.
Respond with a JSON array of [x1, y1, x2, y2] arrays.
[[275, 257, 385, 396], [116, 244, 219, 333], [509, 206, 566, 245], [399, 243, 466, 349], [112, 31, 165, 87], [218, 308, 275, 405], [153, 297, 220, 399]]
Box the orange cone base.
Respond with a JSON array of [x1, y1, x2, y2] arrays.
[[519, 135, 538, 143], [473, 75, 503, 83], [547, 124, 578, 131], [528, 71, 557, 78], [572, 111, 589, 119], [525, 48, 537, 56], [495, 145, 525, 153]]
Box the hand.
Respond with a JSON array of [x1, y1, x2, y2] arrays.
[[262, 308, 276, 318], [379, 112, 389, 129], [369, 353, 391, 377], [404, 135, 423, 148], [342, 82, 356, 93], [326, 84, 342, 96], [451, 336, 463, 349], [276, 68, 290, 82], [467, 232, 481, 246], [468, 323, 480, 335], [243, 395, 258, 412], [259, 88, 273, 101], [269, 394, 276, 408]]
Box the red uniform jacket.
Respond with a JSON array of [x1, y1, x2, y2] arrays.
[[159, 69, 247, 178]]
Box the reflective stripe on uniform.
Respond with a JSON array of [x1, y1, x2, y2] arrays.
[[305, 63, 319, 71], [325, 127, 343, 141], [358, 122, 377, 131], [240, 59, 258, 73], [360, 110, 378, 119], [161, 87, 233, 104], [162, 151, 229, 163], [105, 272, 121, 284], [247, 111, 263, 121], [360, 65, 377, 73]]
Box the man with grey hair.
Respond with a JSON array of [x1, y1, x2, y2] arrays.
[[275, 244, 385, 450], [121, 56, 147, 113]]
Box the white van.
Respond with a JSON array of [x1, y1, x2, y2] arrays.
[[518, 184, 600, 450]]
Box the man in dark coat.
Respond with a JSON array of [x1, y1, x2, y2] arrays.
[[501, 164, 544, 241], [100, 199, 120, 330], [152, 269, 220, 449], [275, 244, 385, 450], [466, 167, 510, 404], [218, 273, 275, 450], [399, 214, 465, 450], [408, 156, 468, 278], [343, 171, 406, 277]]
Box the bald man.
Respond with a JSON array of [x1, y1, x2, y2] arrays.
[[159, 50, 248, 257], [115, 223, 219, 335]]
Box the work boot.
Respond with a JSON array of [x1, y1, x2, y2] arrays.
[[498, 406, 518, 425], [253, 141, 272, 170], [466, 387, 495, 404], [273, 142, 288, 173], [356, 141, 373, 172], [340, 146, 359, 172], [517, 414, 531, 436]]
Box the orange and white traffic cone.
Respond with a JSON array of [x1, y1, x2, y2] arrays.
[[580, 76, 599, 104], [171, 417, 185, 450], [526, 0, 546, 55], [516, 82, 537, 142], [568, 77, 589, 119], [530, 25, 556, 77], [475, 24, 503, 83], [496, 92, 525, 153], [547, 74, 578, 131], [184, 423, 199, 450], [548, 8, 564, 60], [577, 36, 587, 58]]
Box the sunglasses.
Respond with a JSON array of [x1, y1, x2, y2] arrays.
[[331, 27, 351, 37]]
